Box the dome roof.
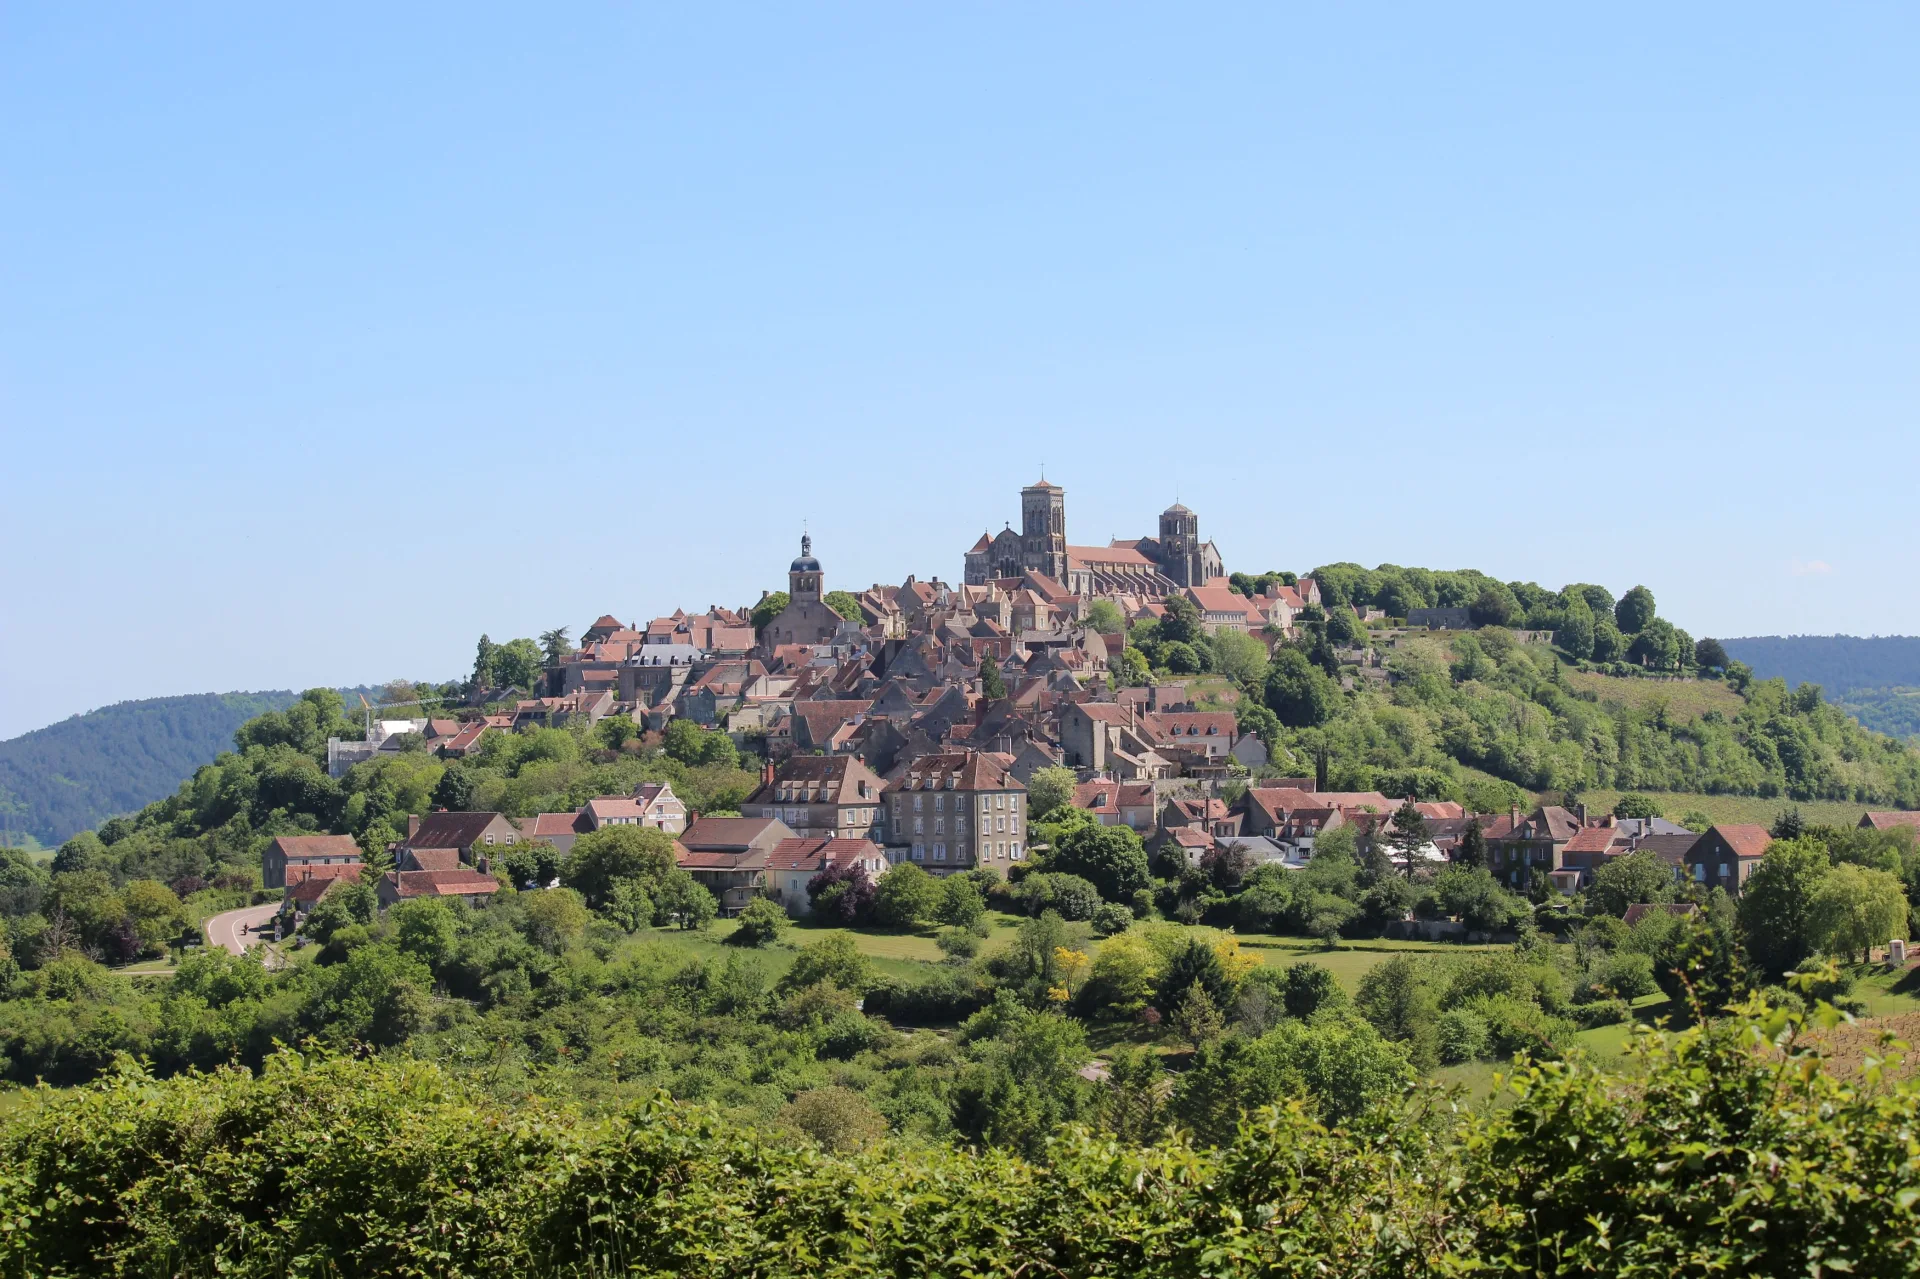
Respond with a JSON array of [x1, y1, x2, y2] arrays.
[[789, 533, 821, 573]]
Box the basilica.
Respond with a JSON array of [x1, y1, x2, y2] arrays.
[[962, 479, 1224, 597]]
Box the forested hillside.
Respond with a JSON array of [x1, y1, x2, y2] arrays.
[[1721, 636, 1920, 740], [1722, 634, 1920, 692], [0, 692, 300, 847]]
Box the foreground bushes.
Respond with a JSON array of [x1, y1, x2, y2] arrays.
[[4, 993, 1920, 1277]]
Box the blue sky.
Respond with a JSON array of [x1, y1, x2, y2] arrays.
[[3, 4, 1917, 738]]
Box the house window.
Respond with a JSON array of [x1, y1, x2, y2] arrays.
[[996, 794, 1005, 809], [1694, 864, 1706, 882], [980, 796, 991, 813], [484, 834, 494, 845], [935, 818, 946, 836], [934, 843, 947, 861], [1009, 817, 1019, 834], [913, 796, 923, 812], [996, 815, 1005, 833], [1010, 841, 1022, 860], [912, 844, 925, 861], [913, 817, 923, 835], [1009, 796, 1019, 812], [934, 795, 944, 813]]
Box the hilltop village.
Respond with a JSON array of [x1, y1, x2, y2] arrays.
[[281, 478, 1903, 922]]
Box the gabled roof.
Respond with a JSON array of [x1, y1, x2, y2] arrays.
[[1563, 826, 1624, 855], [680, 817, 791, 852], [402, 847, 463, 872], [269, 834, 362, 860], [765, 837, 883, 873], [285, 862, 364, 892], [524, 811, 587, 839], [887, 750, 1024, 793], [405, 812, 507, 850], [1709, 824, 1774, 859], [1861, 811, 1920, 831], [384, 869, 501, 900]]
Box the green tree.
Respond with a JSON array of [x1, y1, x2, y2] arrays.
[[750, 592, 789, 634], [1587, 848, 1676, 918], [492, 638, 544, 691], [1354, 955, 1439, 1068], [1809, 863, 1908, 963], [390, 897, 460, 967], [1615, 585, 1657, 634], [1695, 637, 1730, 670], [1025, 766, 1077, 820], [1612, 793, 1662, 820], [783, 932, 873, 993], [823, 591, 863, 622], [1387, 799, 1431, 880], [1111, 646, 1152, 687], [1159, 595, 1203, 646], [1324, 606, 1364, 647], [520, 886, 590, 953], [1554, 595, 1595, 659], [1591, 617, 1627, 662], [779, 1086, 886, 1152], [560, 825, 679, 908], [980, 659, 1007, 701], [1468, 585, 1517, 628], [729, 897, 789, 947], [1047, 822, 1151, 902], [1280, 961, 1343, 1020], [538, 627, 573, 665], [1211, 628, 1270, 689], [1456, 818, 1486, 869], [936, 876, 986, 929], [471, 634, 498, 687], [652, 869, 717, 930], [1265, 648, 1337, 727], [872, 862, 944, 927], [1738, 836, 1832, 980], [1084, 599, 1125, 633]]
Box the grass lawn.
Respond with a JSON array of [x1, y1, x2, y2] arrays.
[[1562, 670, 1745, 722], [1230, 934, 1508, 992], [1546, 789, 1873, 829]]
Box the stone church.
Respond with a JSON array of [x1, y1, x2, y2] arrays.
[[963, 479, 1224, 596], [760, 535, 847, 646]]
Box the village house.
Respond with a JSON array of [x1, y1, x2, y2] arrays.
[[377, 868, 502, 909], [764, 836, 888, 917], [883, 750, 1028, 872], [676, 816, 794, 915], [576, 783, 686, 834], [1685, 824, 1774, 894], [285, 866, 365, 920], [263, 833, 362, 890], [747, 755, 885, 841], [397, 811, 522, 868], [1072, 778, 1158, 832]]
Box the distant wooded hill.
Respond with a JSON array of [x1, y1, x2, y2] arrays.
[[1723, 636, 1920, 740], [0, 692, 302, 847]]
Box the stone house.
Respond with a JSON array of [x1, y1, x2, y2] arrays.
[[746, 756, 884, 842], [764, 837, 888, 917], [676, 817, 795, 915], [1685, 824, 1774, 894], [398, 811, 523, 868], [883, 751, 1028, 873], [263, 834, 363, 890]]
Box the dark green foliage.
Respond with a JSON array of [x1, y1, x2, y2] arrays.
[[1737, 836, 1832, 980], [750, 591, 789, 633], [1264, 648, 1338, 727], [0, 690, 302, 844], [822, 590, 863, 622], [1044, 822, 1150, 902], [979, 658, 1007, 700], [1614, 584, 1657, 634], [729, 898, 788, 947]]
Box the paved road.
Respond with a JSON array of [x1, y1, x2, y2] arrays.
[[205, 902, 281, 956]]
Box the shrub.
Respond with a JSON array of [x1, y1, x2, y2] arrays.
[[729, 898, 788, 947], [1090, 902, 1133, 936]]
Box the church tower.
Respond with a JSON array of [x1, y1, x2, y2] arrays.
[[1020, 480, 1068, 581], [1159, 503, 1199, 585], [788, 533, 823, 604]]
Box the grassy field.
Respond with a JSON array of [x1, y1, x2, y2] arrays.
[[1562, 670, 1745, 722], [1545, 789, 1875, 829]]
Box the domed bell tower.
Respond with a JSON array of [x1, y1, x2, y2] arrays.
[[789, 534, 823, 604]]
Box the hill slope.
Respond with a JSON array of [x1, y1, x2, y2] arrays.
[[0, 691, 301, 846], [1722, 636, 1920, 740]]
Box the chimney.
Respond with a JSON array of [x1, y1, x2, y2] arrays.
[[762, 758, 776, 787], [1578, 803, 1588, 826], [407, 814, 421, 841], [1509, 802, 1521, 828]]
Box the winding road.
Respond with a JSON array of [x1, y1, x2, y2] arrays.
[[204, 902, 281, 956]]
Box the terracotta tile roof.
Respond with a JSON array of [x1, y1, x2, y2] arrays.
[[1075, 702, 1135, 724], [385, 869, 501, 899], [1185, 583, 1263, 618], [269, 834, 362, 860], [1563, 827, 1623, 855], [749, 755, 884, 807], [288, 874, 353, 905], [681, 817, 788, 851], [1415, 801, 1465, 820], [1862, 811, 1920, 831], [1712, 824, 1775, 859], [887, 750, 1024, 793], [1141, 712, 1236, 740], [525, 811, 586, 838], [402, 847, 463, 872], [765, 837, 882, 873], [1065, 544, 1156, 567], [405, 812, 507, 850], [1169, 826, 1214, 848], [285, 862, 364, 891], [1073, 780, 1118, 811]]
